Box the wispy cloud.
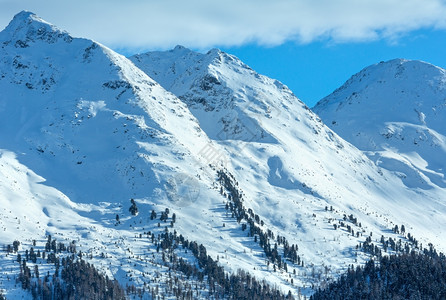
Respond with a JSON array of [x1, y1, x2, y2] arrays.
[[1, 0, 446, 51]]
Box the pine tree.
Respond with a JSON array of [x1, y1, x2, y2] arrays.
[[129, 199, 138, 215]]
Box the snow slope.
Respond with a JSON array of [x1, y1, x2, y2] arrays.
[[314, 59, 446, 192], [0, 11, 216, 204]]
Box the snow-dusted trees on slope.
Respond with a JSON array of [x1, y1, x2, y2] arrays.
[[311, 248, 446, 299]]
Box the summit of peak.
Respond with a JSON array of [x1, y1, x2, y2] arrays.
[[314, 58, 446, 111], [206, 48, 222, 55], [172, 45, 189, 51], [4, 10, 52, 32], [0, 10, 72, 44], [366, 58, 441, 75], [11, 10, 36, 21]]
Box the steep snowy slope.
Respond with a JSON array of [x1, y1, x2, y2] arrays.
[[131, 48, 446, 282], [314, 59, 446, 191], [0, 11, 215, 204], [0, 149, 86, 240]]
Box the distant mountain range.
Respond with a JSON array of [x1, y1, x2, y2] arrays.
[[0, 11, 445, 299]]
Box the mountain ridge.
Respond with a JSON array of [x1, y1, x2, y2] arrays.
[[0, 11, 218, 205]]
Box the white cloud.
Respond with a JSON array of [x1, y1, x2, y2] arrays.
[[1, 0, 446, 51]]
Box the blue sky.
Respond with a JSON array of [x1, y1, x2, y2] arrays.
[[221, 29, 446, 107], [2, 0, 446, 107]]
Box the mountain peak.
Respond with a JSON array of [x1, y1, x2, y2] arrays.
[[206, 48, 222, 55], [172, 45, 189, 51], [4, 10, 51, 33], [314, 58, 445, 110], [364, 58, 442, 79], [384, 58, 408, 64], [0, 10, 72, 45], [377, 58, 439, 70], [11, 10, 36, 22], [314, 58, 446, 191]]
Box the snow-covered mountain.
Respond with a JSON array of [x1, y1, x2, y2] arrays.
[[130, 47, 446, 289], [1, 11, 446, 299], [314, 59, 446, 192]]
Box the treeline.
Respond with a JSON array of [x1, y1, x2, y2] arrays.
[[4, 203, 293, 300], [218, 170, 302, 270], [140, 218, 293, 299], [57, 258, 125, 299], [311, 249, 446, 300], [358, 226, 422, 260], [6, 237, 125, 300]]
